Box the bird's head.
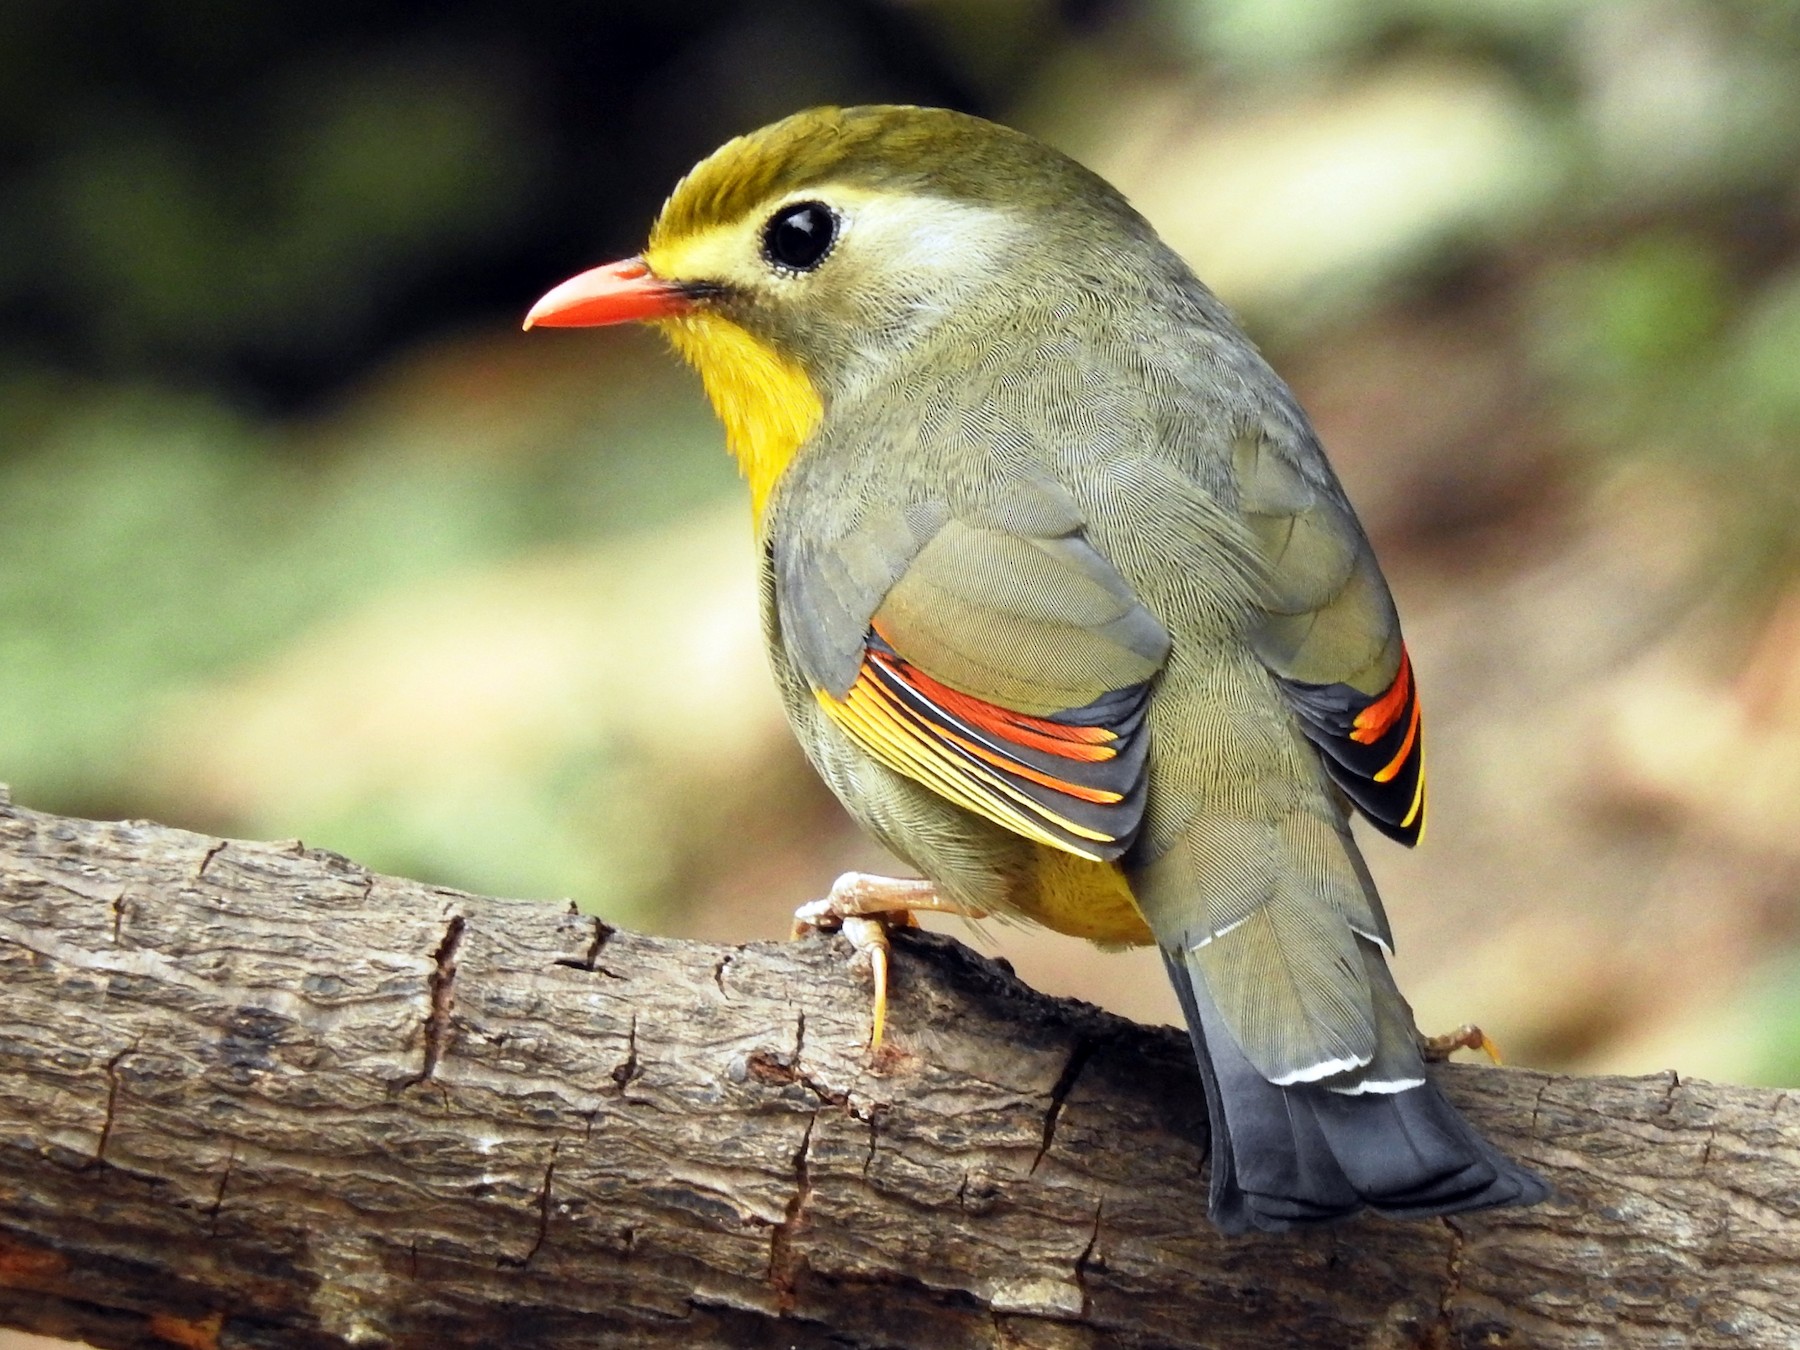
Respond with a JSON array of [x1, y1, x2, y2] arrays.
[[524, 105, 1144, 519]]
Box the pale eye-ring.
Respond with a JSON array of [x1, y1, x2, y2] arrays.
[[763, 201, 838, 272]]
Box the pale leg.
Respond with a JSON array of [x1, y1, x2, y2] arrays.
[[792, 871, 987, 1050], [1420, 1023, 1504, 1065]]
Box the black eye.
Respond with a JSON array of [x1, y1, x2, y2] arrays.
[[763, 201, 838, 272]]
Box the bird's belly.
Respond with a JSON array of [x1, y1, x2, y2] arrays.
[[1017, 845, 1155, 946]]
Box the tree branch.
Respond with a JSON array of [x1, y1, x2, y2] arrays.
[[0, 789, 1794, 1349]]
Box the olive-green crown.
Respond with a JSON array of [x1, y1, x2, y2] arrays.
[[648, 105, 1129, 247]]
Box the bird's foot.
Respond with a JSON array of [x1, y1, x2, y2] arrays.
[[1420, 1023, 1504, 1065], [792, 872, 983, 1050]]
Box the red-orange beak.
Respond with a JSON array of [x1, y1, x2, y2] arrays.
[[521, 257, 699, 330]]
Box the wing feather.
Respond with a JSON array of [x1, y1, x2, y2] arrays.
[[1236, 432, 1427, 846], [820, 628, 1152, 860], [1281, 645, 1426, 845], [786, 481, 1168, 862]]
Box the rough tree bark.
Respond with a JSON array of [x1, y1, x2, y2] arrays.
[[0, 789, 1795, 1350]]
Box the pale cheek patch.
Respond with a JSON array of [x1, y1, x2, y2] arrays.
[[841, 196, 1022, 311], [847, 196, 1022, 283], [824, 195, 1027, 390]]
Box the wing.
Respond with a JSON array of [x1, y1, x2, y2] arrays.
[[1281, 645, 1424, 845], [778, 478, 1170, 862], [1234, 432, 1426, 845]]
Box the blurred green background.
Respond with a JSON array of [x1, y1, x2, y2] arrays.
[[5, 0, 1800, 1090]]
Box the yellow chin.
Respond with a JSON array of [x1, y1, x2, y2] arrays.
[[656, 311, 822, 523]]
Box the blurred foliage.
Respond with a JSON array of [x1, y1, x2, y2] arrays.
[[0, 0, 995, 399], [1755, 959, 1800, 1086], [5, 0, 1800, 1081], [0, 356, 732, 814]]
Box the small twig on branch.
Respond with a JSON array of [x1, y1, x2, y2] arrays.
[[0, 791, 1795, 1349]]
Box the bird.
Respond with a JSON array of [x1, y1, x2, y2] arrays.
[[523, 104, 1549, 1235]]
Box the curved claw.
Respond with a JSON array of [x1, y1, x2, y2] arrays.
[[841, 915, 890, 1051]]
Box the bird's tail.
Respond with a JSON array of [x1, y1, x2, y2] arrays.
[[1162, 950, 1550, 1234]]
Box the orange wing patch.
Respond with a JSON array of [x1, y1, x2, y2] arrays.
[[817, 629, 1151, 862], [1281, 643, 1426, 846]]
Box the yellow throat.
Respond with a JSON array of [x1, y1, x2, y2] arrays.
[[653, 309, 822, 523]]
